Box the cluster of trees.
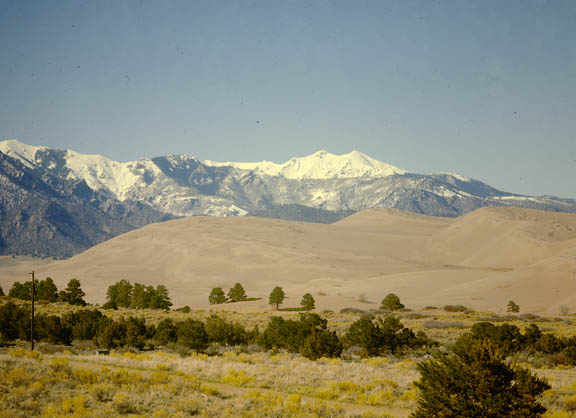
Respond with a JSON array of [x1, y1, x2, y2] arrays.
[[7, 278, 86, 306], [208, 283, 247, 304], [0, 301, 250, 350], [0, 297, 432, 359], [103, 280, 172, 310], [0, 302, 96, 346], [258, 313, 341, 359], [462, 321, 576, 365], [208, 284, 316, 311], [344, 314, 431, 355], [268, 286, 315, 311]]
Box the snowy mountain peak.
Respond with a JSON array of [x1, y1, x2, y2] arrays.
[[0, 139, 48, 167], [205, 150, 407, 179]]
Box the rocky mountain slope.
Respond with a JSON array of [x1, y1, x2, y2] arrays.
[[0, 150, 172, 257], [1, 139, 575, 256], [2, 140, 574, 219]]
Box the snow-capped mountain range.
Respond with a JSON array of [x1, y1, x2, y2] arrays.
[[204, 149, 406, 179], [1, 139, 575, 256]]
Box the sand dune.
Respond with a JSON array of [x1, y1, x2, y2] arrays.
[[1, 207, 576, 314]]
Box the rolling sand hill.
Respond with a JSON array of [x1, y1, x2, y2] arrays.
[[1, 207, 576, 314]]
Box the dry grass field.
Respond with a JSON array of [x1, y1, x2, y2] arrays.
[[2, 207, 576, 416], [2, 302, 576, 417]]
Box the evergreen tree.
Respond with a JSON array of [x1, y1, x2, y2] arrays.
[[130, 283, 149, 308], [0, 284, 4, 297], [177, 319, 208, 351], [0, 302, 28, 343], [36, 314, 72, 345], [94, 318, 126, 349], [106, 280, 133, 308], [227, 283, 247, 302], [208, 287, 226, 304], [380, 293, 404, 311], [62, 309, 104, 341], [9, 281, 35, 301], [150, 285, 172, 310], [343, 315, 383, 356], [154, 318, 178, 345], [37, 277, 58, 302], [124, 316, 148, 350], [344, 314, 426, 355], [59, 278, 86, 306], [258, 313, 342, 360], [300, 293, 315, 311], [411, 337, 550, 418], [269, 286, 286, 310], [507, 300, 520, 313], [205, 315, 248, 346]]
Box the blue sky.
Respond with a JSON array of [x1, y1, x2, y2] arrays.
[[0, 0, 574, 197]]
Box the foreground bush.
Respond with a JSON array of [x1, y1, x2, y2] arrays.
[[411, 337, 550, 417]]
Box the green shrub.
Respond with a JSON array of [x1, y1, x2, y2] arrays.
[[344, 315, 429, 356], [205, 315, 248, 346], [380, 293, 404, 311], [154, 318, 178, 346], [411, 337, 550, 417], [177, 319, 208, 352], [62, 309, 105, 341], [258, 313, 342, 359], [443, 305, 468, 313]]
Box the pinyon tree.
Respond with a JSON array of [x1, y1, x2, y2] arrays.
[[300, 293, 315, 311], [59, 278, 86, 306], [209, 287, 227, 304], [227, 283, 247, 302], [37, 277, 58, 302], [269, 286, 286, 310], [411, 336, 550, 418], [380, 293, 404, 311], [507, 300, 520, 313]]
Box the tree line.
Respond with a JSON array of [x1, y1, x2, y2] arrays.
[[0, 299, 433, 360], [5, 278, 86, 306], [209, 283, 316, 311], [0, 281, 564, 416], [103, 280, 172, 310]]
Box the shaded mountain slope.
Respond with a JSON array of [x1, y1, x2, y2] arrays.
[[0, 151, 172, 257]]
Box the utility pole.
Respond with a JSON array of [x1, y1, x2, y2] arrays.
[[29, 270, 35, 351]]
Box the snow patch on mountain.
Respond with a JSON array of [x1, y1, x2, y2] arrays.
[[205, 150, 407, 179], [0, 139, 48, 168], [3, 139, 575, 221], [62, 149, 146, 200], [441, 172, 472, 182]]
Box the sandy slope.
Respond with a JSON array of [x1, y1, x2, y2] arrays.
[[1, 207, 576, 314]]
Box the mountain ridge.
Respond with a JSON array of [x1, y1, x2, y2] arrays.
[[1, 139, 576, 257]]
